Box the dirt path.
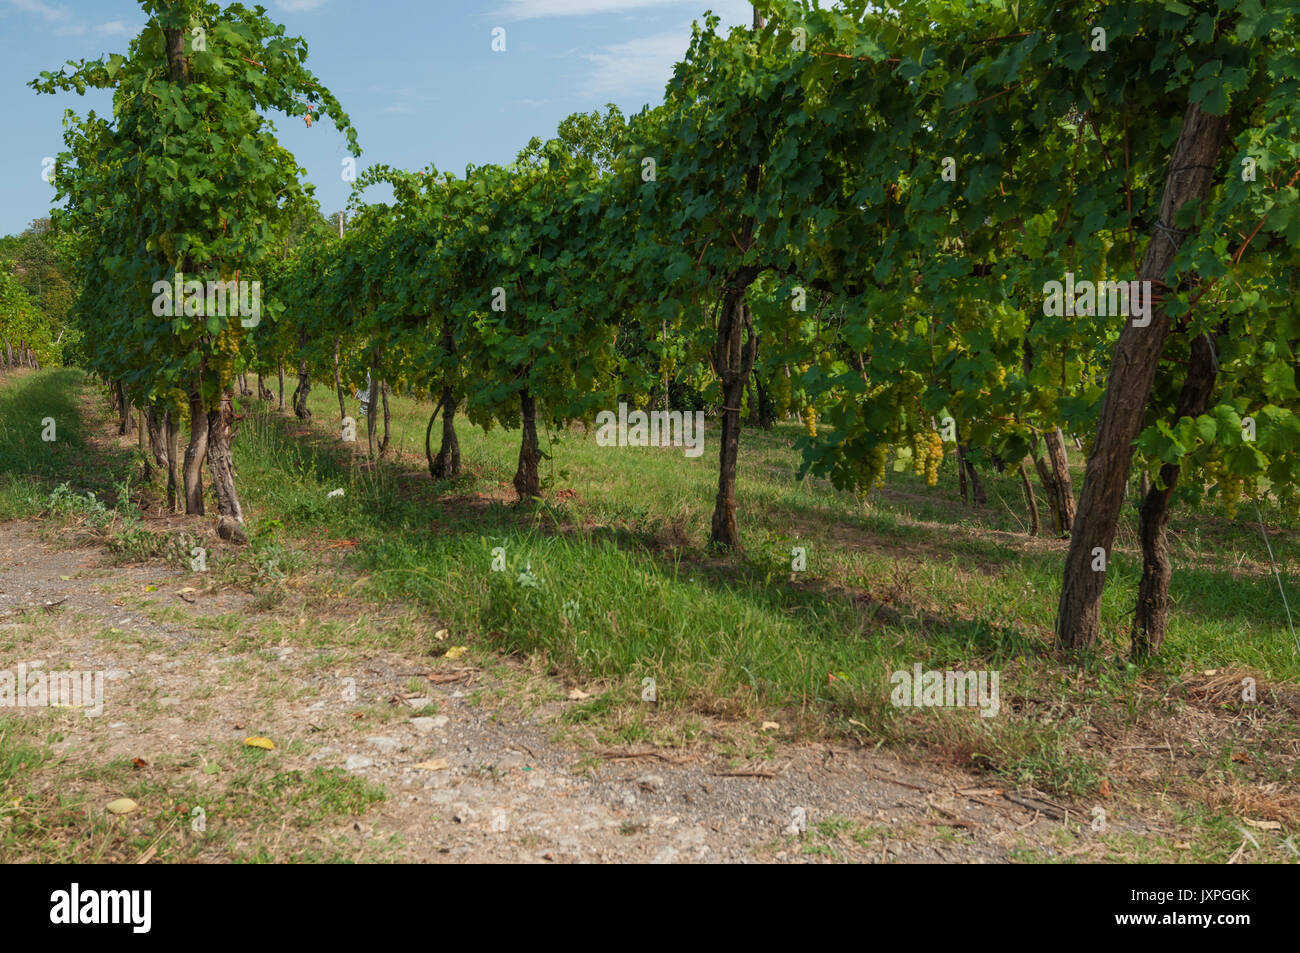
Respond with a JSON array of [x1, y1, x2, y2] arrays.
[[0, 518, 1154, 863]]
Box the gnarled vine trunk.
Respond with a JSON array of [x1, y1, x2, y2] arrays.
[[433, 386, 460, 478], [183, 387, 208, 515], [710, 284, 757, 550], [1132, 331, 1219, 656], [513, 388, 541, 500], [206, 390, 247, 543], [334, 338, 346, 422], [425, 395, 445, 479], [137, 402, 149, 479], [292, 328, 311, 420], [145, 405, 168, 469], [957, 442, 987, 507], [1019, 457, 1040, 536], [1044, 427, 1076, 531], [431, 322, 460, 478], [380, 381, 391, 456], [1057, 101, 1229, 651], [1033, 428, 1077, 536], [165, 410, 181, 514]]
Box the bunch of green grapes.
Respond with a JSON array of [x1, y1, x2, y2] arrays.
[[922, 431, 944, 486], [770, 368, 793, 417], [909, 430, 945, 486], [911, 431, 927, 477], [1202, 456, 1246, 518], [211, 324, 243, 388], [802, 405, 817, 437], [857, 442, 888, 496]]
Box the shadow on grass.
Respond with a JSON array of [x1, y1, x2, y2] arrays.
[[0, 368, 137, 511], [236, 402, 1067, 676]]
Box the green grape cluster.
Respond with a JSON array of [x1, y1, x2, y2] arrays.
[[860, 442, 888, 494], [911, 430, 944, 486], [1202, 457, 1247, 519], [802, 405, 817, 437], [770, 369, 792, 417], [211, 324, 242, 387]]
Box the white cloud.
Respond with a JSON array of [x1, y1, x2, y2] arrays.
[[9, 0, 143, 38], [9, 0, 69, 23], [497, 0, 696, 19], [569, 1, 753, 101], [497, 0, 752, 20], [579, 30, 687, 98]]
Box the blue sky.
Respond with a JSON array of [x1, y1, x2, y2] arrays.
[[0, 0, 754, 235]]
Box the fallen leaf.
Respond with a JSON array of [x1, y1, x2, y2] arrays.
[[1204, 669, 1218, 676], [425, 671, 471, 684], [1242, 818, 1282, 831], [1231, 751, 1250, 764], [59, 575, 71, 581], [433, 628, 450, 641], [145, 585, 157, 592], [413, 758, 450, 771], [567, 688, 591, 701], [760, 721, 780, 732], [106, 798, 138, 815], [132, 757, 148, 769], [243, 736, 275, 750], [1099, 778, 1111, 797], [957, 788, 1003, 797], [444, 646, 468, 660], [1174, 842, 1191, 849]]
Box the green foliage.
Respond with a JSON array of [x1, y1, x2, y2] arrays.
[[33, 0, 360, 414], [0, 266, 61, 366]]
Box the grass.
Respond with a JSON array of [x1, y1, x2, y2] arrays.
[[0, 712, 388, 863], [0, 367, 116, 519], [6, 368, 1300, 816], [227, 376, 1299, 797]]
